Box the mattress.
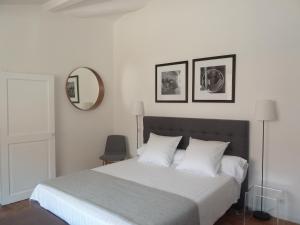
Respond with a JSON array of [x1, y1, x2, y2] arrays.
[[31, 158, 241, 225]]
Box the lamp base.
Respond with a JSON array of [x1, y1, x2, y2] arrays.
[[253, 210, 271, 221]]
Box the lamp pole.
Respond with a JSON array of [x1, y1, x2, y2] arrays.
[[134, 101, 144, 150], [261, 120, 265, 212], [136, 115, 139, 149], [253, 120, 271, 221]]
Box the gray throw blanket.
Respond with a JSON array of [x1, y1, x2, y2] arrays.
[[42, 170, 200, 225]]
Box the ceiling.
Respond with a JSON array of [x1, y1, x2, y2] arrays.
[[0, 0, 151, 17], [0, 0, 48, 4]]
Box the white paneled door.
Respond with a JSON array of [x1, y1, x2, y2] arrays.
[[0, 73, 55, 205]]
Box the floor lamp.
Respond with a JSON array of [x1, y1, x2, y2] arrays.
[[254, 100, 277, 221], [133, 101, 144, 149]]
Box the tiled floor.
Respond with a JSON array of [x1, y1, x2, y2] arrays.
[[0, 200, 298, 225]]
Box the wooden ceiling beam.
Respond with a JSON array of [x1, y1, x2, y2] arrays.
[[44, 0, 86, 12], [43, 0, 150, 17]]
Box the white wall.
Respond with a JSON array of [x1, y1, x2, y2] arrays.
[[113, 0, 300, 223], [0, 6, 114, 176]]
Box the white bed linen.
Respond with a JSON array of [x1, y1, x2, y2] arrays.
[[31, 158, 241, 225]]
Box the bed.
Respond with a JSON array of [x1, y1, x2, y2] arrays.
[[31, 116, 249, 225]]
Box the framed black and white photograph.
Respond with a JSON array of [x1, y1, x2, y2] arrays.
[[192, 54, 236, 103], [66, 75, 80, 103], [155, 61, 188, 103]]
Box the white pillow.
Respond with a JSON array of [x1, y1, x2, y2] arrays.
[[171, 149, 186, 167], [176, 138, 229, 177], [138, 145, 185, 162], [220, 155, 248, 184], [138, 133, 182, 167], [136, 144, 147, 156]]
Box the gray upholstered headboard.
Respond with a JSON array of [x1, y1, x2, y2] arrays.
[[143, 116, 249, 209]]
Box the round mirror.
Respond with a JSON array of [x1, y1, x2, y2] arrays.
[[66, 67, 104, 110]]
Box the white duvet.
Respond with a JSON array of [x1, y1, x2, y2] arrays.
[[31, 158, 241, 225]]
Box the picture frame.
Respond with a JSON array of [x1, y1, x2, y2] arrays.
[[66, 75, 80, 103], [155, 61, 188, 103], [192, 54, 236, 103]]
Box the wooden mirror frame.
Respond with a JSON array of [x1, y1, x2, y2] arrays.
[[66, 67, 104, 111]]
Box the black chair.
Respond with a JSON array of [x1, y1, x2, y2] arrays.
[[100, 135, 127, 165]]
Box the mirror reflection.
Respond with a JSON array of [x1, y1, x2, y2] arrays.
[[66, 67, 104, 110]]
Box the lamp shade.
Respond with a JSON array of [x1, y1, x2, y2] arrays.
[[255, 100, 277, 121], [133, 101, 144, 116]]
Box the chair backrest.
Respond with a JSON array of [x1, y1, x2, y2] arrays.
[[105, 135, 126, 156]]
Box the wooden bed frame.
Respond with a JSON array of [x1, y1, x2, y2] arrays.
[[143, 116, 249, 209]]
